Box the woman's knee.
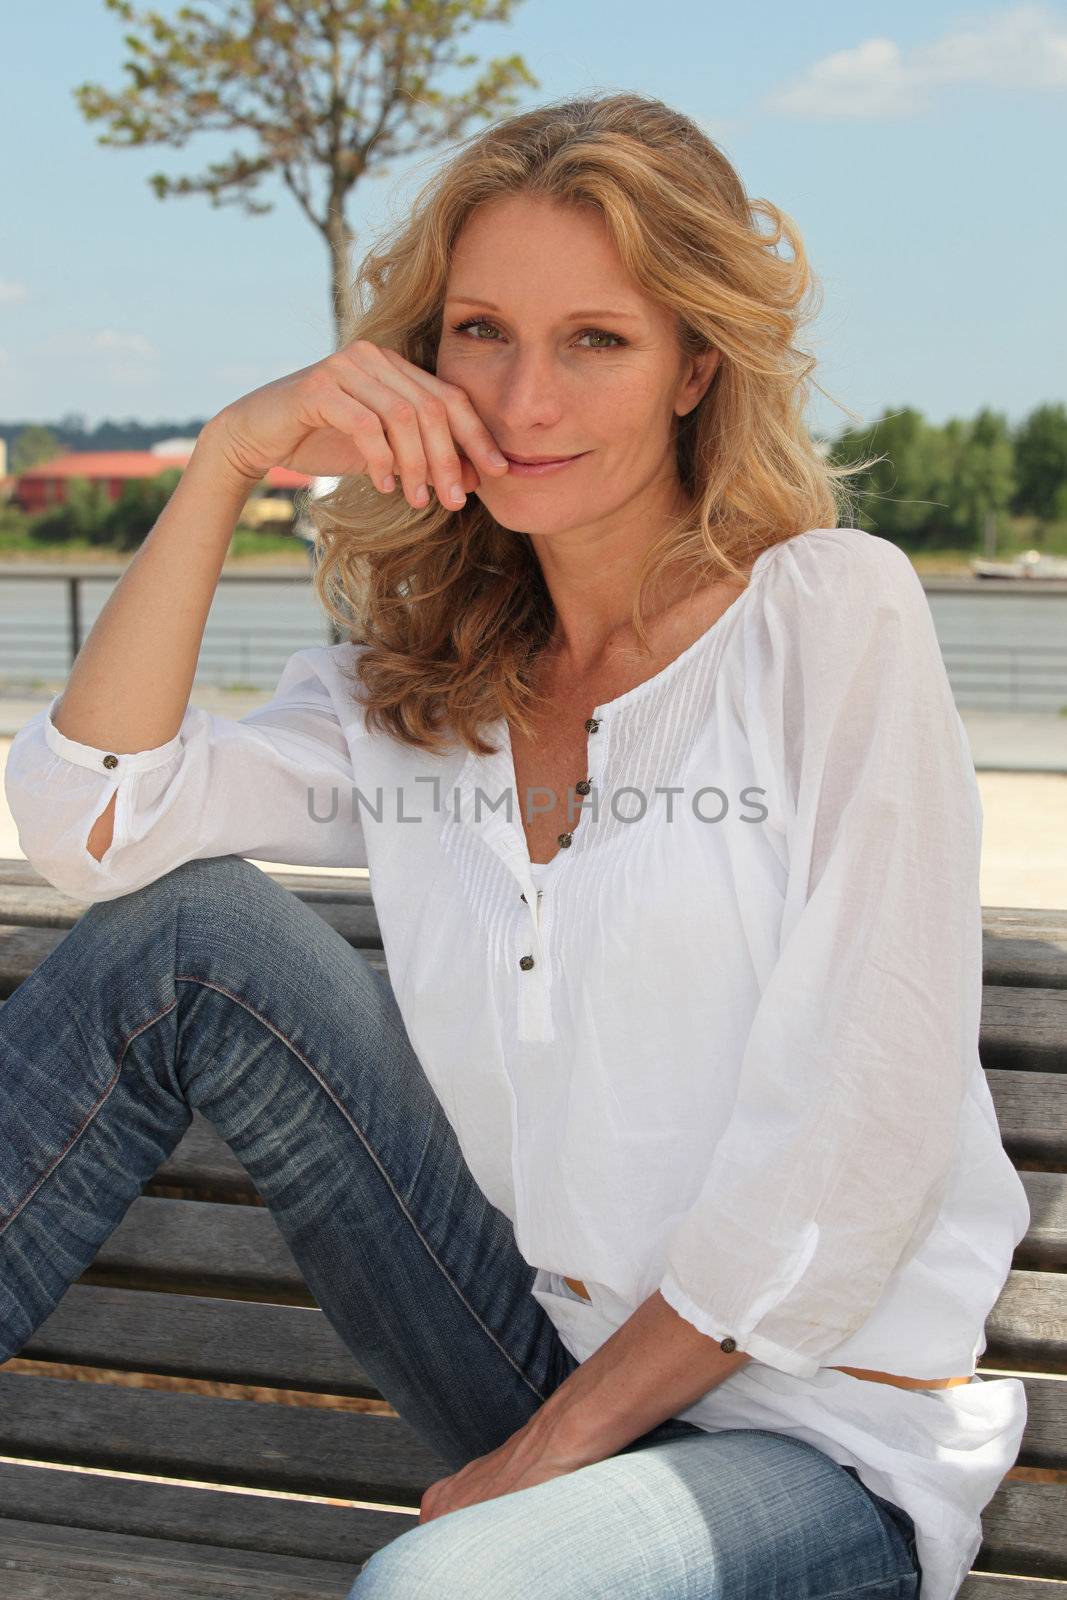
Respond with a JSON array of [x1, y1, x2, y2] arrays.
[[74, 854, 269, 940], [348, 1511, 545, 1600], [132, 852, 271, 910]]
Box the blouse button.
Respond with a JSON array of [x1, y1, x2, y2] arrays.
[[557, 832, 573, 848], [102, 754, 119, 769], [575, 779, 591, 795], [719, 1336, 738, 1354], [519, 954, 535, 971], [584, 717, 600, 733]]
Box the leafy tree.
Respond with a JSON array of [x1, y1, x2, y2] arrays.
[[28, 476, 111, 545], [830, 407, 953, 547], [944, 408, 1015, 546], [1012, 402, 1067, 521], [11, 426, 63, 474], [97, 467, 186, 552], [74, 0, 539, 343]]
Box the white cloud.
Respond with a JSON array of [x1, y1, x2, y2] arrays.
[[763, 2, 1067, 120], [36, 328, 160, 391], [40, 328, 159, 362], [0, 280, 29, 304]]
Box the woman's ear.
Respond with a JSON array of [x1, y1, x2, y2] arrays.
[[675, 347, 722, 417]]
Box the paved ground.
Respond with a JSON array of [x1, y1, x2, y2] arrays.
[[1, 694, 1064, 910]]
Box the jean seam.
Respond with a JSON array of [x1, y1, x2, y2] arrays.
[[817, 1576, 917, 1599], [0, 997, 179, 1237], [172, 971, 554, 1405]]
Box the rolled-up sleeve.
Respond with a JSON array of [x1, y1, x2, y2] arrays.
[[3, 644, 370, 903], [657, 531, 982, 1379]]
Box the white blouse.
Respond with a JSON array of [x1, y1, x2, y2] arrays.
[[4, 526, 1031, 1600]]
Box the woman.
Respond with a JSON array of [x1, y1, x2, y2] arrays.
[[1, 92, 1029, 1599]]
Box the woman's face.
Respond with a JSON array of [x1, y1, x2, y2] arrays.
[[434, 194, 717, 541]]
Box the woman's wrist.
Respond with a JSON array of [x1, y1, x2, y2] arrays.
[[193, 412, 270, 495]]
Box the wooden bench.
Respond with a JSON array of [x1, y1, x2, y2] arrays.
[[0, 856, 1064, 1596]]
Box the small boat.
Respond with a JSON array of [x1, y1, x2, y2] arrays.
[[970, 548, 1067, 580]]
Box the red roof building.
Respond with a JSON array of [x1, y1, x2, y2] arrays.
[[15, 451, 312, 514]]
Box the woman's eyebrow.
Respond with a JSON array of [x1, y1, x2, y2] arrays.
[[445, 295, 644, 321]]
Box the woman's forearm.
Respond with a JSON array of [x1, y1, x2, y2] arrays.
[[50, 417, 264, 756], [526, 1290, 751, 1465]]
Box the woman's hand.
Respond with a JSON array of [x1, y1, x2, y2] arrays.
[[206, 339, 511, 509], [418, 1419, 592, 1526]]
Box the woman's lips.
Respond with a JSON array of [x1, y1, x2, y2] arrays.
[[503, 452, 587, 477]]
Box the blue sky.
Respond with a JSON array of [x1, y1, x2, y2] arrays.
[[3, 1, 1064, 439]]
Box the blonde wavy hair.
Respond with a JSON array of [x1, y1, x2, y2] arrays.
[[310, 90, 871, 757]]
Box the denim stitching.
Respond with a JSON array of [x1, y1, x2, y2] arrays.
[[0, 997, 179, 1235], [816, 1576, 917, 1599], [4, 961, 551, 1402], [173, 972, 554, 1404]]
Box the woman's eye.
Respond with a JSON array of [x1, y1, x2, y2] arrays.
[[450, 319, 624, 350]]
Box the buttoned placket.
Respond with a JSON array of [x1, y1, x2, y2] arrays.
[[451, 712, 608, 1045], [515, 711, 605, 1042]]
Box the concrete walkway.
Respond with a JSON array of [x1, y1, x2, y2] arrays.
[[1, 695, 1064, 910]]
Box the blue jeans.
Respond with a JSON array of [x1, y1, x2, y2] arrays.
[[0, 856, 921, 1598]]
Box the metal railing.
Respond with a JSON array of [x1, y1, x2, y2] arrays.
[[1, 567, 1066, 711], [0, 566, 344, 689], [940, 643, 1067, 712]]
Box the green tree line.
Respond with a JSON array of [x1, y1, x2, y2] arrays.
[[832, 402, 1067, 549], [10, 469, 187, 554], [6, 400, 1067, 556]]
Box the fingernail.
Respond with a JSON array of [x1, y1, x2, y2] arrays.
[[450, 485, 466, 505], [382, 475, 395, 492], [488, 449, 508, 467], [415, 484, 429, 504]]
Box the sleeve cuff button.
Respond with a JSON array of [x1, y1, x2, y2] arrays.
[[719, 1336, 737, 1353]]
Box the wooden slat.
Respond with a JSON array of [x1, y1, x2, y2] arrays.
[[7, 941, 1058, 1066], [980, 987, 1067, 1073], [2, 867, 1062, 963], [982, 907, 1067, 991], [978, 1477, 1067, 1581], [984, 1269, 1067, 1372], [2, 1524, 1066, 1600], [984, 936, 1067, 991], [82, 1197, 313, 1304], [0, 881, 381, 943], [0, 1374, 449, 1501], [984, 908, 1067, 932], [80, 1171, 1067, 1313], [148, 1072, 1067, 1205], [0, 1461, 1063, 1585], [0, 1461, 414, 1566], [987, 1070, 1067, 1164], [1002, 1374, 1066, 1470], [0, 859, 373, 897], [17, 1286, 379, 1398], [1011, 1171, 1067, 1271], [0, 920, 388, 998], [21, 1279, 1067, 1458], [149, 1113, 262, 1202], [0, 1518, 360, 1600], [960, 1584, 1067, 1599]]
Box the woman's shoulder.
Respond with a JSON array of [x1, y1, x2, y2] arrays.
[[757, 525, 919, 593], [749, 526, 928, 648]]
